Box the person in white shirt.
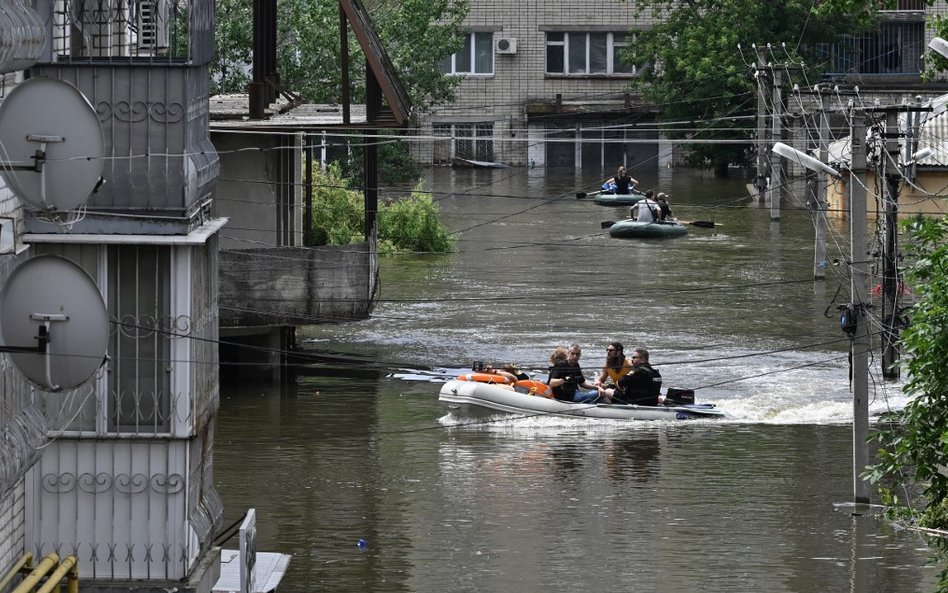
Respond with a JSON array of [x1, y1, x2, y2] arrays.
[[631, 190, 660, 223]]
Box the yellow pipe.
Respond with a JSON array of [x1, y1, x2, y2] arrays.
[[35, 556, 77, 593], [11, 553, 59, 593], [0, 553, 33, 593]]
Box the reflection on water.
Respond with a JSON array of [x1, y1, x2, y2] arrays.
[[214, 169, 934, 592], [215, 377, 937, 593]]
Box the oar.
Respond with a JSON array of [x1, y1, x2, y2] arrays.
[[576, 190, 603, 200], [678, 220, 720, 228], [601, 219, 718, 229]]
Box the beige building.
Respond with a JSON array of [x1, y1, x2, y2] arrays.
[[415, 1, 664, 172], [421, 0, 948, 182]]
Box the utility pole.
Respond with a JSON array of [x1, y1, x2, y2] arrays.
[[769, 64, 783, 221], [813, 90, 830, 279], [881, 109, 901, 379], [876, 102, 929, 379], [754, 46, 770, 208], [849, 111, 871, 505]]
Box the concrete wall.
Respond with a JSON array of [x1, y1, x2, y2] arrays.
[[211, 131, 303, 251]]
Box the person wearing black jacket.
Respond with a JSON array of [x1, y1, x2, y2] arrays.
[[548, 345, 599, 402], [598, 347, 662, 405]]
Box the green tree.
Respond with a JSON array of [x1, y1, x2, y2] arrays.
[[868, 214, 948, 591], [213, 0, 466, 185], [212, 0, 466, 110], [622, 0, 891, 175]]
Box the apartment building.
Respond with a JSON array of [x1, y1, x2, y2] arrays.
[[414, 0, 660, 172], [417, 0, 948, 172]]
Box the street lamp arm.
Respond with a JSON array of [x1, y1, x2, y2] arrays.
[[929, 37, 948, 59], [772, 142, 841, 178]]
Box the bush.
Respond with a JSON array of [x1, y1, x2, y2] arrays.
[[308, 165, 454, 254], [377, 186, 455, 254], [310, 164, 364, 246]]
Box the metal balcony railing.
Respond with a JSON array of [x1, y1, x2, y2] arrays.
[[40, 0, 214, 65], [818, 20, 925, 77]]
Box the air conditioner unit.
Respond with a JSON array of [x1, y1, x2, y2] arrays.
[[496, 37, 518, 55]]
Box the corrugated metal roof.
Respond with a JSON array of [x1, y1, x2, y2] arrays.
[[821, 99, 948, 168], [915, 107, 948, 166]]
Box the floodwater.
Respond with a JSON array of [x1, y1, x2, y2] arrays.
[[214, 167, 937, 592]]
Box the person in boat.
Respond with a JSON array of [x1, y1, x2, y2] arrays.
[[655, 193, 673, 221], [473, 361, 524, 383], [503, 364, 530, 380], [630, 191, 660, 223], [612, 166, 638, 195], [598, 347, 663, 406], [593, 342, 634, 388], [548, 345, 599, 403]]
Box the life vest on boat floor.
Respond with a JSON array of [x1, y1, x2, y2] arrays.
[[457, 373, 511, 384], [514, 379, 552, 398]]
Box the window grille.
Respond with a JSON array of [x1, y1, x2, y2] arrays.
[[48, 0, 212, 63], [818, 21, 924, 76]]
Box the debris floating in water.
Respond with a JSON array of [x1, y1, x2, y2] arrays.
[[357, 538, 367, 550]]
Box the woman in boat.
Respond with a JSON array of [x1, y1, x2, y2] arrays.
[[548, 345, 598, 402], [594, 342, 634, 388], [655, 193, 673, 221], [612, 166, 638, 195], [598, 347, 663, 405]]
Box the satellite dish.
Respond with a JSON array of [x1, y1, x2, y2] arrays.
[[0, 255, 109, 391], [0, 77, 104, 212]]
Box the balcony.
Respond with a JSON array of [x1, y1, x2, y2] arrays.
[[818, 20, 924, 79], [0, 0, 45, 73]]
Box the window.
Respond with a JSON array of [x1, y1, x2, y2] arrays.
[[546, 32, 636, 75], [107, 245, 172, 433], [818, 21, 923, 76], [31, 243, 173, 435], [432, 122, 494, 164], [440, 32, 494, 75]]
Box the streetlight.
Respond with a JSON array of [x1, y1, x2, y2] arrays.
[[774, 139, 869, 505], [909, 146, 933, 164], [929, 37, 948, 59], [772, 142, 841, 177]]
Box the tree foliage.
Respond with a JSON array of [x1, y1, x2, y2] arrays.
[[212, 0, 467, 111], [309, 164, 455, 254], [868, 214, 948, 591], [622, 0, 890, 174]]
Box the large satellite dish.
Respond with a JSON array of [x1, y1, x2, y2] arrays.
[[0, 77, 104, 212], [0, 255, 109, 391]]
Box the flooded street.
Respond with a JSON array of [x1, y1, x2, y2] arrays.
[[214, 167, 935, 592]]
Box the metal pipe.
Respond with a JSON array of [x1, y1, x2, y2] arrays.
[[12, 553, 59, 593], [0, 553, 32, 592], [35, 556, 78, 593]]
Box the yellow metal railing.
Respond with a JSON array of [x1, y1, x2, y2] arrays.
[[0, 553, 32, 593], [7, 553, 78, 593]]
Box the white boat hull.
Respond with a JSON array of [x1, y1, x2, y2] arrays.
[[438, 380, 727, 421]]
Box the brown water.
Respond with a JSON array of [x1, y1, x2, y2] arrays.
[[214, 167, 935, 592]]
